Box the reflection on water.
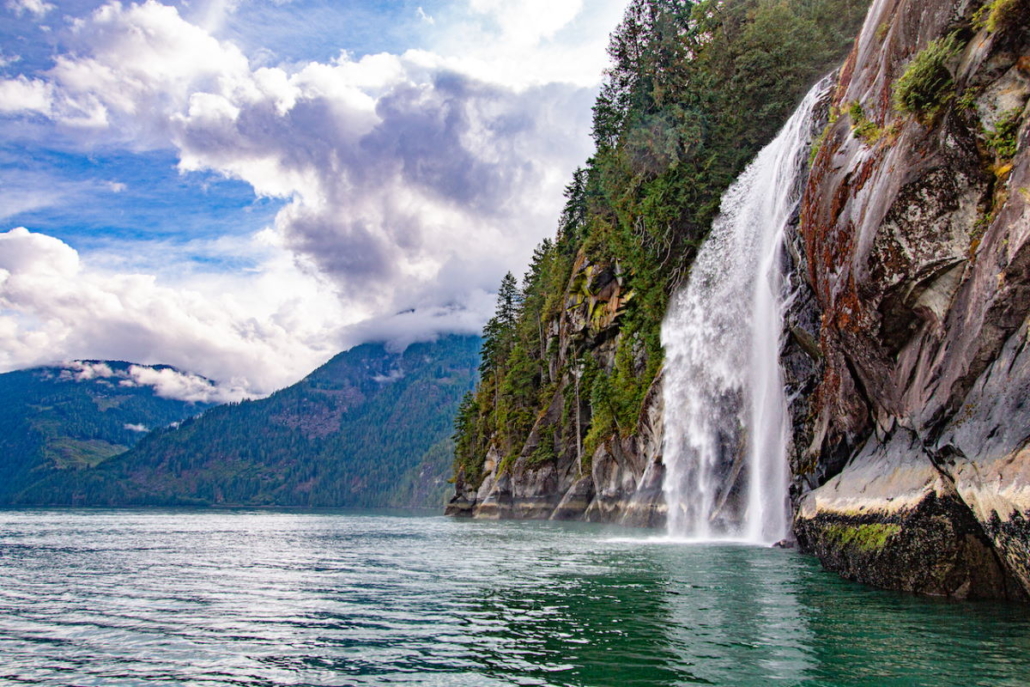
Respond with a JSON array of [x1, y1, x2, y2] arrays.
[[0, 510, 1027, 686]]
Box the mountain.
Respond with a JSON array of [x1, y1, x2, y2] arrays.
[[15, 335, 480, 509], [0, 361, 215, 503]]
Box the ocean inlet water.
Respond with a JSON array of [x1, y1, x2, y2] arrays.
[[1, 509, 1027, 687]]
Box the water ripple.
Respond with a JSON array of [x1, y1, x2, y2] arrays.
[[1, 510, 1028, 686]]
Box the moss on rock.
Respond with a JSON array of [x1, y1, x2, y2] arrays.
[[824, 522, 902, 552]]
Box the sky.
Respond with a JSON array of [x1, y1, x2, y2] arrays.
[[0, 0, 626, 398]]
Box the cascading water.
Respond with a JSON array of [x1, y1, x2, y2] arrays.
[[661, 78, 829, 545]]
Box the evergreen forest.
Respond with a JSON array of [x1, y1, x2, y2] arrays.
[[11, 336, 480, 509], [453, 0, 869, 486]]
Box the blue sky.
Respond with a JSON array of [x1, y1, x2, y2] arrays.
[[0, 0, 625, 395]]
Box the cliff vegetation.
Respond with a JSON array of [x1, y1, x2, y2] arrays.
[[0, 363, 213, 503], [450, 0, 868, 520]]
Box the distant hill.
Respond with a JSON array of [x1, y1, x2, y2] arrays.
[[0, 361, 216, 503], [14, 335, 481, 509]]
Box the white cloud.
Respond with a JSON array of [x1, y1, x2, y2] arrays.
[[0, 227, 346, 395], [0, 77, 53, 114], [59, 361, 115, 381], [468, 0, 583, 46], [416, 6, 434, 25], [426, 0, 623, 89], [372, 368, 404, 384], [53, 358, 246, 404], [0, 0, 624, 387], [6, 0, 54, 18], [0, 1, 595, 316], [124, 423, 149, 432], [0, 225, 491, 395], [340, 297, 495, 354], [0, 226, 80, 276], [122, 364, 247, 403]]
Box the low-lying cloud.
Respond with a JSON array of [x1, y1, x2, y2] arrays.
[[56, 359, 248, 404], [0, 0, 618, 391], [1, 226, 345, 395]]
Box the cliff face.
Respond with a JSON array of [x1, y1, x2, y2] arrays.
[[447, 254, 667, 527], [447, 0, 867, 530], [448, 0, 1030, 602], [791, 0, 1030, 599]]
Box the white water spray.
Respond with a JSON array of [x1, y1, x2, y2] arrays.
[[661, 79, 829, 544]]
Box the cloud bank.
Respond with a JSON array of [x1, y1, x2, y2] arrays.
[[1, 226, 345, 395], [57, 359, 247, 404], [0, 0, 620, 392]]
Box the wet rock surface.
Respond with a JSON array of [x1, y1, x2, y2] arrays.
[[446, 256, 666, 525], [449, 0, 1030, 602], [792, 0, 1030, 599]]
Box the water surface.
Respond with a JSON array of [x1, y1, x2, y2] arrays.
[[1, 509, 1027, 686]]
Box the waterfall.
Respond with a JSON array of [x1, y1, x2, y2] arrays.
[[661, 78, 829, 545]]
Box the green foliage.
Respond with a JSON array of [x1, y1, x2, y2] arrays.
[[584, 370, 617, 458], [986, 108, 1023, 160], [452, 0, 869, 488], [809, 123, 832, 164], [893, 35, 961, 118], [558, 169, 590, 251], [847, 101, 883, 143], [479, 271, 522, 376], [824, 522, 902, 552], [974, 0, 1028, 33], [956, 86, 982, 112], [14, 337, 481, 509], [44, 438, 127, 469], [0, 362, 213, 503], [529, 425, 558, 466], [497, 452, 517, 475]]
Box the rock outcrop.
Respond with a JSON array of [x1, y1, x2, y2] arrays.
[[446, 254, 667, 526], [791, 0, 1030, 599]]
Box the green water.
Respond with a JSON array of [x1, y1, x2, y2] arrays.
[[0, 509, 1026, 686]]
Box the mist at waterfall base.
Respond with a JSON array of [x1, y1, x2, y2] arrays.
[[661, 79, 830, 545]]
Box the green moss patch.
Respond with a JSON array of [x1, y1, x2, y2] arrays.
[[847, 101, 883, 143], [974, 0, 1028, 33], [987, 108, 1023, 161], [893, 35, 961, 119], [823, 522, 902, 552]]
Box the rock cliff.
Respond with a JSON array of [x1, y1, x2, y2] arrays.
[[446, 0, 866, 530], [447, 254, 668, 527], [447, 0, 1030, 602], [791, 0, 1030, 599]]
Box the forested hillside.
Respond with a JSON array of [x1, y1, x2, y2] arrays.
[[452, 0, 869, 495], [15, 336, 480, 509], [0, 362, 213, 503]]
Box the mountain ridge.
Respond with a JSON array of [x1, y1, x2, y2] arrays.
[[11, 335, 480, 510], [0, 360, 217, 503]]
